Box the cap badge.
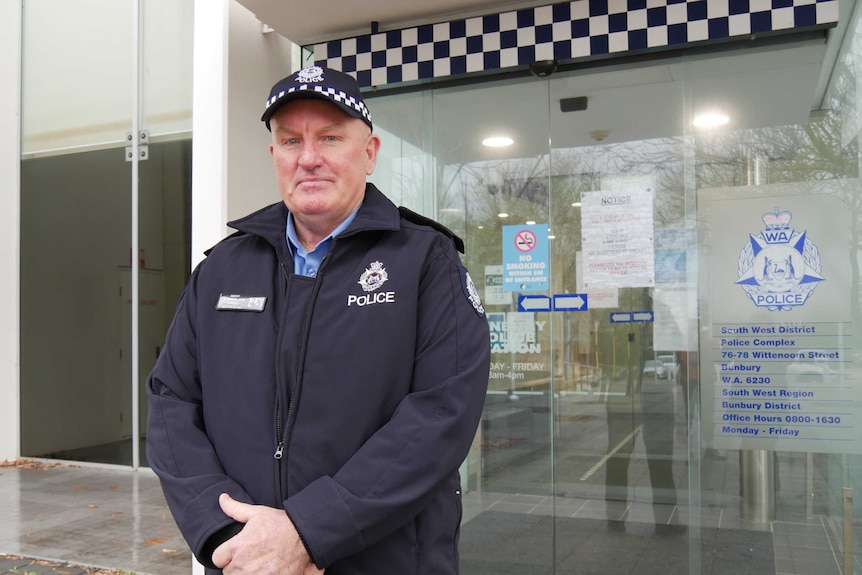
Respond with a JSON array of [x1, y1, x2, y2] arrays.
[[359, 261, 388, 292], [296, 66, 325, 84]]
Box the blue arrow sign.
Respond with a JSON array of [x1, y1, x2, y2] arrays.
[[632, 311, 654, 322], [553, 293, 588, 311], [610, 312, 632, 323], [518, 294, 552, 312]]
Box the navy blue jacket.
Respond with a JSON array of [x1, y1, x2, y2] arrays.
[[146, 184, 491, 574]]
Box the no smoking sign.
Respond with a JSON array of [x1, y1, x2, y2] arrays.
[[514, 229, 537, 252], [502, 224, 549, 292]]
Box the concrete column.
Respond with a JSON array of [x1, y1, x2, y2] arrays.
[[192, 0, 231, 269], [0, 0, 22, 462]]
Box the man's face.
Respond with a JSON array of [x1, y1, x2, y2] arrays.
[[269, 99, 379, 233]]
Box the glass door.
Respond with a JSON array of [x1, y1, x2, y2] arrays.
[[420, 77, 558, 572], [20, 0, 137, 466], [547, 62, 693, 573], [20, 0, 192, 468]]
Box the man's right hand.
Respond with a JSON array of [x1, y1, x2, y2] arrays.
[[212, 493, 324, 575]]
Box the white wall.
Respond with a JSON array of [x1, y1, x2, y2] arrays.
[[191, 0, 230, 265], [192, 0, 296, 265], [226, 0, 297, 222], [0, 0, 22, 462]]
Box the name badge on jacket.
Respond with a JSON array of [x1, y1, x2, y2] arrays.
[[216, 294, 267, 312]]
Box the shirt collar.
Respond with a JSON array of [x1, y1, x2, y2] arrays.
[[285, 205, 361, 275]]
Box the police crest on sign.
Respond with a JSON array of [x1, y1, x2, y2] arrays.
[[735, 208, 825, 311]]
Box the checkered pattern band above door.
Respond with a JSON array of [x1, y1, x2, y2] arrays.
[[310, 0, 839, 90]]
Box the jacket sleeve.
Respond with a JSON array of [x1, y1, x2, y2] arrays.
[[283, 237, 491, 567], [146, 261, 252, 568]]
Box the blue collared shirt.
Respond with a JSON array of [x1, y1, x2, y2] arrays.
[[286, 207, 360, 277]]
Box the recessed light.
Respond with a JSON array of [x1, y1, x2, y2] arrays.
[[498, 212, 509, 218], [693, 112, 729, 129], [483, 136, 514, 147], [526, 220, 536, 225], [571, 202, 582, 208]]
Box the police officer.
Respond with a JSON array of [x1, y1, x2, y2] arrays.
[[146, 66, 491, 575]]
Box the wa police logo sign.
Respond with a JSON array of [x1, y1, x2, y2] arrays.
[[735, 208, 824, 311]]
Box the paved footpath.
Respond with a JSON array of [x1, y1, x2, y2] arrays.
[[0, 554, 107, 574], [0, 460, 188, 575]]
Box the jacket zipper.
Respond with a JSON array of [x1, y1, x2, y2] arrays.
[[272, 243, 336, 498], [274, 261, 289, 460]]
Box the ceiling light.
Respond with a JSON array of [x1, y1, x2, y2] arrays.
[[483, 136, 514, 147], [526, 220, 536, 225], [693, 112, 729, 129], [571, 202, 582, 208], [498, 212, 509, 218]]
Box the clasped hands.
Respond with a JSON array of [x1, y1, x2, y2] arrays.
[[212, 493, 324, 574]]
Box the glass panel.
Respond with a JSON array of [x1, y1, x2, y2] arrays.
[[373, 78, 557, 572], [689, 32, 862, 575], [138, 0, 194, 468], [20, 0, 193, 467], [372, 90, 434, 212], [548, 61, 693, 572], [20, 147, 133, 463], [141, 0, 194, 140], [20, 0, 134, 464], [21, 0, 133, 155], [136, 140, 192, 468]]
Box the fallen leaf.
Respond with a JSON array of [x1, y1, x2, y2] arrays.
[[145, 538, 165, 545]]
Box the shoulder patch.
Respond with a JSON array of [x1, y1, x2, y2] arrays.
[[398, 206, 465, 254], [459, 265, 485, 317]]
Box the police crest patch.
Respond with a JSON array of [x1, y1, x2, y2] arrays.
[[460, 266, 485, 317], [735, 208, 824, 311], [296, 66, 325, 83], [359, 261, 388, 292]]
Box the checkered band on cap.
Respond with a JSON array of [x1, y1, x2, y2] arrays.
[[265, 84, 372, 126]]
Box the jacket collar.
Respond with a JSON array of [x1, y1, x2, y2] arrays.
[[226, 183, 400, 249]]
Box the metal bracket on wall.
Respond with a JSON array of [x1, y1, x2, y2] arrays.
[[124, 130, 149, 161]]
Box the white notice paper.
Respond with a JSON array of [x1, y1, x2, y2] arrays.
[[581, 188, 655, 288]]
